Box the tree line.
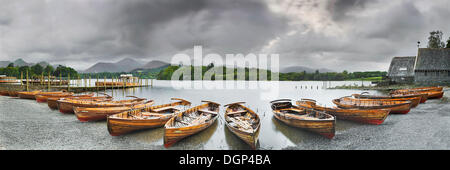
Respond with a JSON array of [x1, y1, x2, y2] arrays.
[[156, 65, 385, 81], [0, 63, 78, 79]]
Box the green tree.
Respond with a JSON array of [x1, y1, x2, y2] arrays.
[[53, 65, 78, 77], [18, 66, 31, 75], [7, 63, 14, 68], [44, 65, 55, 74], [427, 30, 446, 48], [31, 64, 44, 75], [446, 37, 450, 48]]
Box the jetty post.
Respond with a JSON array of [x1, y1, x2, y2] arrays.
[[41, 73, 44, 85], [96, 75, 99, 92], [104, 76, 106, 91], [20, 72, 23, 86], [26, 70, 29, 91], [89, 75, 91, 87], [84, 75, 88, 90], [68, 73, 70, 91], [48, 71, 51, 91]]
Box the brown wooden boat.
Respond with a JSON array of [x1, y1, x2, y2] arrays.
[[392, 86, 443, 94], [409, 86, 443, 92], [36, 92, 74, 103], [107, 98, 192, 136], [270, 99, 335, 139], [17, 91, 41, 99], [48, 94, 108, 110], [353, 92, 428, 104], [332, 97, 412, 114], [75, 100, 154, 122], [0, 90, 10, 96], [58, 96, 145, 114], [164, 101, 220, 148], [296, 99, 390, 125], [424, 91, 444, 99], [352, 93, 421, 108], [8, 91, 19, 97], [224, 102, 261, 149]]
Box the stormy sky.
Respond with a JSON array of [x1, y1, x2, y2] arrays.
[[0, 0, 449, 71]]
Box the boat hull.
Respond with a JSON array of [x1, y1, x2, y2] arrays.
[[18, 91, 40, 100], [425, 91, 444, 99], [107, 116, 171, 136], [164, 117, 218, 148], [8, 91, 18, 97], [0, 91, 10, 96], [75, 102, 153, 122], [272, 111, 335, 139], [333, 99, 412, 114], [297, 101, 390, 125], [226, 124, 260, 149]]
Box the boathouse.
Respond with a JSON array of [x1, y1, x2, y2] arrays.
[[386, 56, 416, 84], [414, 48, 450, 84]]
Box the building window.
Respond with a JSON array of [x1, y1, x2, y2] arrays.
[[448, 71, 450, 77], [424, 71, 427, 76]]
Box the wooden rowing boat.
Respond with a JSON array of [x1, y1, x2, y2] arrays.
[[36, 92, 74, 103], [164, 101, 220, 148], [392, 86, 443, 93], [353, 92, 428, 104], [58, 96, 146, 114], [270, 99, 335, 139], [296, 99, 390, 125], [107, 98, 192, 136], [422, 91, 444, 99], [409, 86, 443, 92], [48, 94, 108, 110], [224, 102, 260, 149], [75, 100, 154, 122], [332, 97, 412, 114], [0, 90, 9, 96], [352, 93, 421, 108], [8, 91, 19, 97], [17, 91, 41, 99]]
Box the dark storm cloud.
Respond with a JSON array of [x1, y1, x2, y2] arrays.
[[327, 0, 375, 21], [0, 0, 450, 71]]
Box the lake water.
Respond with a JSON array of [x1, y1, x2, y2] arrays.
[[1, 80, 449, 150]]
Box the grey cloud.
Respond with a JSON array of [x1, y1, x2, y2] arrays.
[[0, 0, 449, 72]]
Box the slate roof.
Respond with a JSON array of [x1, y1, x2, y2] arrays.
[[415, 48, 450, 71], [387, 56, 416, 77]]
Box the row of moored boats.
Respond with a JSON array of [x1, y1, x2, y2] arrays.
[[0, 86, 444, 149]]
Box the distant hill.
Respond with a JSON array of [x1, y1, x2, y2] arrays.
[[0, 61, 11, 67], [280, 66, 334, 73], [131, 60, 170, 72], [13, 59, 30, 67], [84, 58, 144, 73], [0, 58, 51, 68]]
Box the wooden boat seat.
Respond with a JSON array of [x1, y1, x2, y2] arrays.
[[152, 106, 176, 112], [198, 109, 218, 115], [227, 110, 247, 116]]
